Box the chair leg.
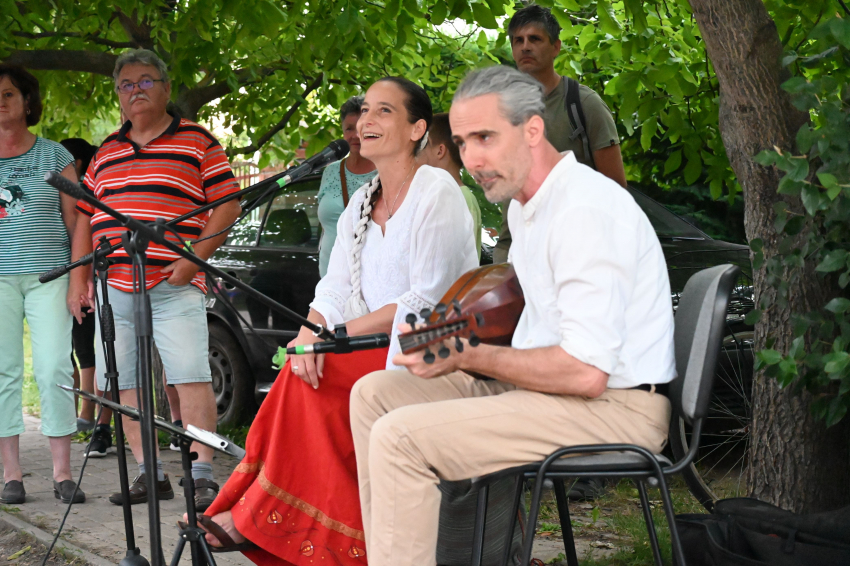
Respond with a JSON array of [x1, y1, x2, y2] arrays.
[[500, 476, 524, 566], [655, 474, 687, 566], [471, 483, 490, 566], [636, 480, 663, 566], [521, 476, 547, 566], [552, 479, 579, 566]]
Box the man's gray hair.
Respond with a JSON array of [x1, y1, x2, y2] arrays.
[[113, 49, 170, 84], [452, 66, 544, 126]]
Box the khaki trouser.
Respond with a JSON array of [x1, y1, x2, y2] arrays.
[[350, 370, 671, 566]]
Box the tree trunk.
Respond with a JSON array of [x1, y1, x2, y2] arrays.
[[688, 0, 850, 512]]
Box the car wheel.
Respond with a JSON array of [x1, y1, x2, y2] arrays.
[[209, 322, 256, 427], [670, 331, 754, 512]]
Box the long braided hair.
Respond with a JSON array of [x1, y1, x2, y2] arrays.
[[343, 77, 433, 319]]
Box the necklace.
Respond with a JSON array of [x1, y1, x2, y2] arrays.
[[384, 165, 415, 219]]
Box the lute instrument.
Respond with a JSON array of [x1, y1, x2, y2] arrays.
[[397, 263, 525, 375]]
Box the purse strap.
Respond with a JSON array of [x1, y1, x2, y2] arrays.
[[340, 158, 350, 207]]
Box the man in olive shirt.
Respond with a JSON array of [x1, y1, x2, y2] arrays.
[[493, 4, 627, 263]]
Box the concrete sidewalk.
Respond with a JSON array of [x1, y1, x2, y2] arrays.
[[2, 415, 602, 566], [3, 415, 251, 566]]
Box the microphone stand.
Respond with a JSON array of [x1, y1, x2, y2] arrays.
[[93, 236, 149, 566], [45, 171, 344, 566]]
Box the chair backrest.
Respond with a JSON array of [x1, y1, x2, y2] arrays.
[[261, 208, 312, 247], [669, 264, 741, 424]]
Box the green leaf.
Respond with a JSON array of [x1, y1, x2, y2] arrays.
[[597, 1, 622, 35], [471, 3, 498, 29], [801, 184, 823, 215], [683, 154, 702, 185], [744, 309, 762, 325], [758, 349, 783, 366], [826, 298, 850, 314], [431, 1, 448, 25], [829, 16, 850, 49], [786, 156, 810, 181], [640, 117, 657, 151], [569, 60, 583, 76], [663, 150, 682, 175], [817, 249, 848, 273]]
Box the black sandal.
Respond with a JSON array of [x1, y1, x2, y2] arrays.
[[177, 515, 258, 553]]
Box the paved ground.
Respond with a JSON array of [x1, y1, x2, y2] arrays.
[[2, 415, 252, 566], [2, 415, 612, 566]]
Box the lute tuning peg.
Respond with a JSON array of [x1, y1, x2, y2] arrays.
[[454, 336, 464, 353], [438, 344, 451, 358], [405, 312, 418, 329], [420, 308, 432, 321], [423, 347, 436, 364], [435, 303, 447, 322], [451, 299, 462, 317], [468, 332, 481, 347]]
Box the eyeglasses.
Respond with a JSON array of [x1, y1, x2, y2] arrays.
[[115, 79, 165, 95]]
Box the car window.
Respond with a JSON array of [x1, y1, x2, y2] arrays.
[[627, 187, 708, 240], [259, 178, 322, 249], [224, 200, 268, 246]]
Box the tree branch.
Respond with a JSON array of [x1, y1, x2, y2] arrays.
[[11, 31, 136, 49], [226, 73, 324, 157], [2, 49, 117, 76], [838, 0, 850, 17], [175, 63, 289, 120], [115, 9, 155, 50]]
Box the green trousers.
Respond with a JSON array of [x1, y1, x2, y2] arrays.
[[0, 274, 75, 437]]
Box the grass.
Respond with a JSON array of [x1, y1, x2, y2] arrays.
[[533, 478, 706, 566]]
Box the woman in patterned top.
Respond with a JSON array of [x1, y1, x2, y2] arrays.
[[200, 77, 477, 566], [0, 65, 87, 505], [316, 96, 377, 277]]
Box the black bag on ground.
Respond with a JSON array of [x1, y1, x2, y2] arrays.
[[676, 497, 850, 566], [436, 478, 523, 566]]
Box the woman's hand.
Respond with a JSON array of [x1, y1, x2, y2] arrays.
[[287, 327, 325, 389]]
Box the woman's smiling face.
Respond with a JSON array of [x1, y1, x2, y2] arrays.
[[357, 80, 423, 162]]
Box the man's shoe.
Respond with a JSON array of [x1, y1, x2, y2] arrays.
[[193, 478, 219, 512], [0, 480, 25, 504], [54, 480, 86, 504], [567, 477, 607, 501], [108, 473, 175, 505], [85, 424, 115, 458]]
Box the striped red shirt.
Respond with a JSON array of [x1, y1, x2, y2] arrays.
[[78, 115, 239, 293]]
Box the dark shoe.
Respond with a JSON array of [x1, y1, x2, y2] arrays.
[[567, 477, 607, 501], [194, 478, 219, 513], [54, 480, 86, 504], [109, 473, 174, 505], [177, 515, 258, 553], [85, 424, 115, 458], [0, 480, 25, 504]]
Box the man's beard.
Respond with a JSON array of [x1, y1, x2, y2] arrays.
[[473, 170, 522, 204]]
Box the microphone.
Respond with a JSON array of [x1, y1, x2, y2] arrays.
[[287, 332, 390, 355], [277, 139, 349, 186], [45, 171, 87, 200]]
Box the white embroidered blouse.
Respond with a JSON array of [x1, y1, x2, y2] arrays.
[[310, 165, 479, 368]]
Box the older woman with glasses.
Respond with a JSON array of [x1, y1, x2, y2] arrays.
[[0, 64, 87, 505]]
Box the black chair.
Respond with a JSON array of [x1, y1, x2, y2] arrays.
[[468, 264, 742, 566]]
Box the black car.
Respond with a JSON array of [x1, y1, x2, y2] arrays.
[[204, 173, 753, 508]]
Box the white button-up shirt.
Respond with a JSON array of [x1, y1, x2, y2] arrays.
[[508, 152, 675, 389]]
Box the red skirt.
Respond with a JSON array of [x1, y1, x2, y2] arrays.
[[205, 348, 389, 566]]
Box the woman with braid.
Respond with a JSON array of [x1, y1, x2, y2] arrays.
[[200, 77, 478, 566]]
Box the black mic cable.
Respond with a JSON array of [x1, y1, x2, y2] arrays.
[[286, 332, 390, 355]]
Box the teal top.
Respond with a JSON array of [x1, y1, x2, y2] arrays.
[[0, 137, 75, 275], [316, 159, 377, 277], [460, 185, 482, 260]]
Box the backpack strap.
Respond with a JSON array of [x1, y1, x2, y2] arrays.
[[563, 76, 596, 170], [339, 158, 350, 207]]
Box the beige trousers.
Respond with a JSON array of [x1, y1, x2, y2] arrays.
[[350, 369, 671, 566]]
